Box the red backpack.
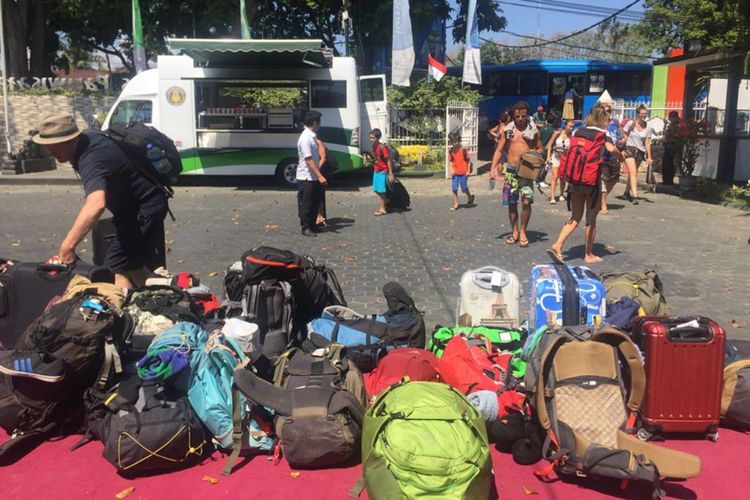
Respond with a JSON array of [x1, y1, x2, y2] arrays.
[[559, 128, 606, 186], [365, 348, 440, 400], [438, 335, 525, 417]]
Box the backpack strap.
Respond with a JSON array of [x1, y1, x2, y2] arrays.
[[222, 386, 244, 476], [590, 327, 646, 412]]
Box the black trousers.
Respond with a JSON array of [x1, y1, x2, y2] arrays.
[[662, 148, 676, 185], [297, 180, 322, 230]]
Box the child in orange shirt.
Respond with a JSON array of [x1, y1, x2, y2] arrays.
[[448, 132, 475, 210]]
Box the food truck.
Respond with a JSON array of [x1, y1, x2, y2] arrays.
[[103, 39, 388, 185]]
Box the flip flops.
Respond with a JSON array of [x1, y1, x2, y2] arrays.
[[546, 249, 565, 264]]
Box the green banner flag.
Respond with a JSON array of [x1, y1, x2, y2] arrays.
[[132, 0, 147, 72], [240, 0, 252, 39]]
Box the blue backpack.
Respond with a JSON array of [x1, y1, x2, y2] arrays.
[[304, 305, 424, 372], [143, 323, 240, 447]]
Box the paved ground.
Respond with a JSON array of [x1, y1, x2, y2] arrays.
[[2, 172, 749, 338]]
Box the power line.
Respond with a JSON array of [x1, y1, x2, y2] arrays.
[[486, 0, 643, 49], [494, 30, 654, 60], [499, 1, 643, 22], [519, 0, 644, 20]]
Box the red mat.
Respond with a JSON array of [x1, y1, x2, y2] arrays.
[[2, 428, 748, 499]]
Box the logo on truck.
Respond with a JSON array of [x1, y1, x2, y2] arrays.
[[166, 86, 186, 106]]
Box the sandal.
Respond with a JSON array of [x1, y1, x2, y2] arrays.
[[546, 249, 565, 264], [505, 235, 519, 245], [374, 211, 387, 217], [519, 239, 530, 248], [450, 206, 458, 211]]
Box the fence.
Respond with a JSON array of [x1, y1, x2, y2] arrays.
[[388, 108, 445, 147], [611, 100, 750, 136]]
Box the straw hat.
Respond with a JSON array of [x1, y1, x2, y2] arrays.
[[32, 113, 82, 145]]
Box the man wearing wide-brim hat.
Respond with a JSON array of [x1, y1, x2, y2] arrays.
[[33, 113, 168, 288]]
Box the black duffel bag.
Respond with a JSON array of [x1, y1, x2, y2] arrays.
[[81, 376, 211, 477]]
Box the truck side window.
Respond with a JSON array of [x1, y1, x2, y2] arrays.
[[110, 100, 153, 126], [311, 81, 347, 108], [360, 79, 384, 102]]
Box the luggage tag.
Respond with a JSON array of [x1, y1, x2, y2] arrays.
[[490, 271, 509, 291], [675, 319, 700, 329]]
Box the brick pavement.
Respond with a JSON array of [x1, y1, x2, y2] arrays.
[[1, 173, 748, 337]]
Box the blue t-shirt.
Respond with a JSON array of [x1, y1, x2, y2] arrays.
[[72, 130, 167, 220]]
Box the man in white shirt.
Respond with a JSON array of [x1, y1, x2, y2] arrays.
[[296, 111, 327, 237]]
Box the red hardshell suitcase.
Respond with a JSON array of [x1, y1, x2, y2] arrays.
[[639, 316, 725, 441]]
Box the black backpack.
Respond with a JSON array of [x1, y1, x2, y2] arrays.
[[386, 179, 410, 210], [240, 247, 346, 320], [0, 295, 122, 464], [105, 123, 183, 198], [78, 375, 210, 477], [121, 285, 204, 357]]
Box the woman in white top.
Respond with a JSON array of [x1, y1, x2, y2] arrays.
[[621, 104, 653, 204], [546, 118, 574, 204]]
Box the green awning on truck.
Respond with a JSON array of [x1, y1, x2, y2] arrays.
[[167, 39, 333, 68]]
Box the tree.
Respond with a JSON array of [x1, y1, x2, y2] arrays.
[[1, 0, 57, 78], [641, 0, 750, 72]]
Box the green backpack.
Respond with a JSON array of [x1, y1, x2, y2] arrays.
[[359, 381, 492, 499], [429, 325, 527, 377]]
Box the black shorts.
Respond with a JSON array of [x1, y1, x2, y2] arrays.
[[601, 160, 621, 183], [626, 146, 646, 165], [104, 209, 167, 273]]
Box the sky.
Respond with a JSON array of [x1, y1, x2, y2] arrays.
[[446, 0, 647, 50]]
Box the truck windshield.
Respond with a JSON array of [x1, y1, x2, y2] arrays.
[[110, 100, 153, 126]]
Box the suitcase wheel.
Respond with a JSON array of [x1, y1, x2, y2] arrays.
[[707, 430, 719, 443], [636, 428, 653, 441]]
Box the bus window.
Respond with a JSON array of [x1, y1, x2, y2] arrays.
[[109, 100, 152, 126], [360, 78, 384, 102], [518, 71, 547, 96], [588, 73, 605, 94], [311, 80, 347, 108]]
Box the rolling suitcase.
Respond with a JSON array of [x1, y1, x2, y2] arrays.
[[0, 259, 113, 348], [457, 266, 522, 328], [528, 264, 605, 331], [638, 316, 725, 441]]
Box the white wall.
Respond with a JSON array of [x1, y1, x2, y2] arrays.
[[735, 138, 750, 181]]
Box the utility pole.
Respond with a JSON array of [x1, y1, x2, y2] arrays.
[[0, 1, 12, 156], [342, 0, 351, 57], [536, 0, 542, 59]]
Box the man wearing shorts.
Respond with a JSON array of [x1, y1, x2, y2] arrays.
[[33, 113, 168, 288], [492, 101, 543, 248]]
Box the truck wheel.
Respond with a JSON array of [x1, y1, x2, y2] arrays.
[[275, 159, 297, 188]]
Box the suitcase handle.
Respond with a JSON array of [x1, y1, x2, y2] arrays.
[[668, 326, 712, 342], [36, 263, 75, 281], [471, 267, 510, 290]]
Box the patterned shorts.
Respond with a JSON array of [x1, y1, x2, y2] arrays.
[[502, 166, 534, 205]]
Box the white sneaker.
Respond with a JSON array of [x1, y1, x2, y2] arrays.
[[558, 196, 565, 201], [538, 181, 549, 188]]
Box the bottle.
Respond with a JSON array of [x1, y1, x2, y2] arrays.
[[488, 177, 496, 191]]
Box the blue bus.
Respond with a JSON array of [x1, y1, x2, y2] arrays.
[[449, 60, 652, 155]]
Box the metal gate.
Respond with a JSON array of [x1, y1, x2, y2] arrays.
[[444, 102, 479, 179]]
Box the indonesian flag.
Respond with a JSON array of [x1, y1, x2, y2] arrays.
[[428, 55, 447, 81]]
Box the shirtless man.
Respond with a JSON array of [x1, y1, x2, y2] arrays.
[[492, 101, 543, 248]]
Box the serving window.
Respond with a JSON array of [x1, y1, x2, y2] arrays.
[[195, 80, 309, 131]]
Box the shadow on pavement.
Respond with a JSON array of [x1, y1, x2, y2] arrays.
[[321, 217, 356, 234], [562, 242, 621, 262]]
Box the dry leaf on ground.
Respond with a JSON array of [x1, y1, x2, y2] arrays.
[[202, 475, 219, 485], [115, 487, 135, 499]]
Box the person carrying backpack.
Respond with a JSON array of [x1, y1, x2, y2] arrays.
[[369, 128, 394, 216], [547, 102, 625, 265], [447, 131, 475, 210], [33, 114, 169, 288]]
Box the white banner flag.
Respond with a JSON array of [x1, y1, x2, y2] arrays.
[[462, 0, 481, 85], [392, 0, 415, 87]]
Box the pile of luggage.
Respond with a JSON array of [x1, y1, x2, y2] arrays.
[[0, 253, 748, 499]]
